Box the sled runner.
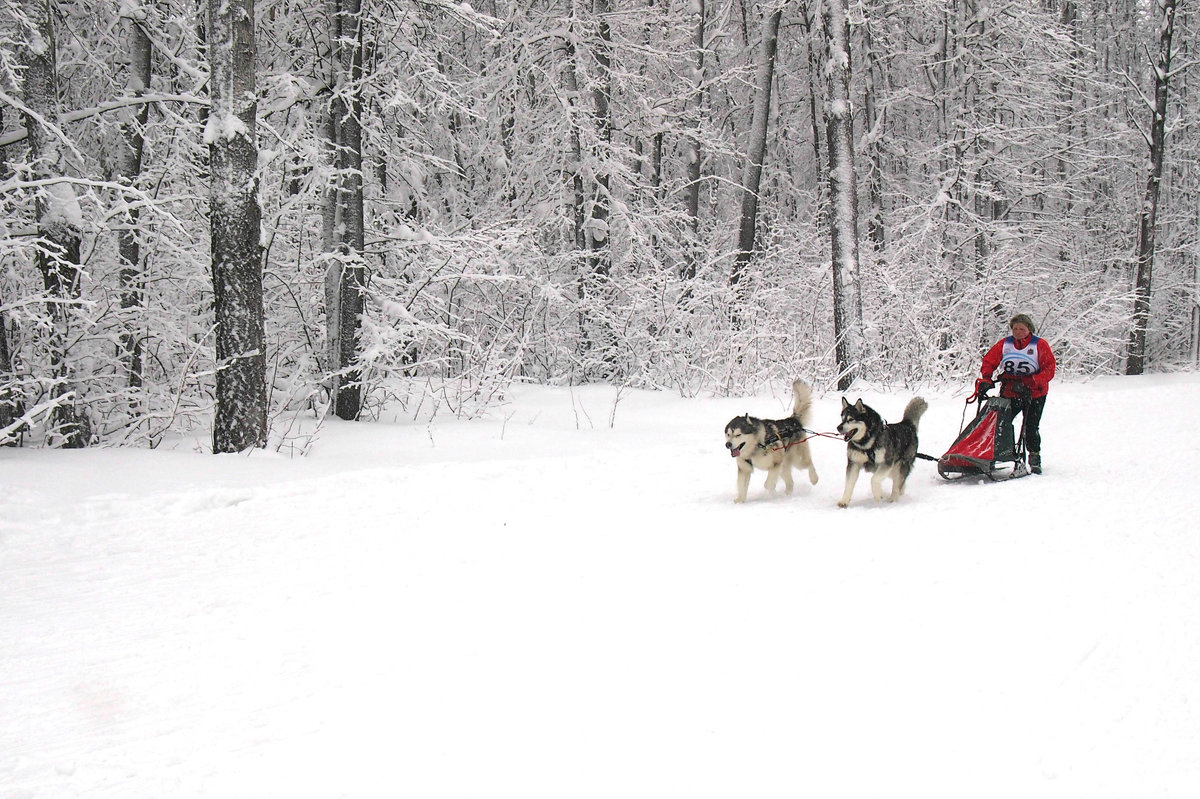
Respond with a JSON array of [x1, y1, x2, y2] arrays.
[[937, 378, 1031, 481]]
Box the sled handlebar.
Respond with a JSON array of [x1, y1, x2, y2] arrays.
[[972, 376, 1032, 404]]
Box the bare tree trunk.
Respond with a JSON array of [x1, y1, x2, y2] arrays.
[[322, 100, 340, 384], [1055, 0, 1080, 217], [563, 33, 587, 256], [561, 10, 590, 379], [0, 294, 17, 444], [731, 5, 783, 290], [20, 0, 90, 447], [0, 106, 18, 443], [800, 3, 826, 228], [324, 0, 367, 420], [823, 0, 864, 390], [1127, 0, 1178, 375], [587, 0, 613, 282], [564, 0, 617, 379], [683, 0, 706, 281], [207, 0, 267, 452], [587, 0, 617, 377], [862, 4, 886, 251], [652, 131, 663, 196], [117, 4, 153, 390]]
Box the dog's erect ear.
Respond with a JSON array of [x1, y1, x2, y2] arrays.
[[855, 399, 865, 411], [841, 397, 850, 409]]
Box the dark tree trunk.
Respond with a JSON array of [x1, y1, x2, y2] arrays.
[[1127, 0, 1178, 375], [683, 0, 705, 281], [587, 0, 613, 280], [0, 299, 18, 444], [117, 9, 153, 390], [0, 106, 18, 443], [800, 4, 825, 224], [562, 14, 590, 374], [862, 3, 886, 250], [564, 0, 618, 379], [324, 0, 367, 420], [731, 6, 783, 290], [207, 0, 267, 452]]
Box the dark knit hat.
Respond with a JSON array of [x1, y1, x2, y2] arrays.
[[1009, 313, 1035, 334]]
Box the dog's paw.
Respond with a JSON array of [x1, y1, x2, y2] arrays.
[[837, 499, 849, 508], [734, 496, 745, 504]]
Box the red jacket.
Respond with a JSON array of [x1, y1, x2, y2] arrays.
[[981, 334, 1056, 399]]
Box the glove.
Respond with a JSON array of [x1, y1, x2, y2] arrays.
[[1012, 381, 1033, 401], [974, 379, 993, 401]]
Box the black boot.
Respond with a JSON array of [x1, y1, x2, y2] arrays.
[[1029, 451, 1041, 474]]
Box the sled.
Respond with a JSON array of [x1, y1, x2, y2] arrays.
[[937, 382, 1031, 482]]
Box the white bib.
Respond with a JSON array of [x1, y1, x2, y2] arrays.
[[1000, 336, 1041, 377]]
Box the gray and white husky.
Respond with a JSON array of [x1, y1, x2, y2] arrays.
[[724, 379, 819, 503], [837, 396, 928, 508]]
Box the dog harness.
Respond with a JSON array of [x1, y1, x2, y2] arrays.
[[847, 434, 877, 464], [761, 417, 809, 450]]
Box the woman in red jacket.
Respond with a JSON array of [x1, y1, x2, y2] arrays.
[[974, 313, 1056, 474]]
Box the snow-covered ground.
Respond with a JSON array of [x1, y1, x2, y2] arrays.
[[2, 374, 1198, 798]]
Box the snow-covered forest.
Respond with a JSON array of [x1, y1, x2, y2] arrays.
[[1, 0, 1197, 450]]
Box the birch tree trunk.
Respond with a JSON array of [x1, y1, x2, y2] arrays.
[[731, 5, 783, 290], [324, 0, 367, 420], [1127, 0, 1178, 375], [20, 0, 90, 447], [206, 0, 267, 452], [823, 0, 864, 390], [116, 2, 153, 391]]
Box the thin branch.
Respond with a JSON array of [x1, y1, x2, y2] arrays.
[[0, 93, 211, 148]]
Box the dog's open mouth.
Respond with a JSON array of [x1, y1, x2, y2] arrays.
[[728, 444, 743, 458]]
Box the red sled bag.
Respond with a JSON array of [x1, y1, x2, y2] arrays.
[[937, 390, 1030, 481]]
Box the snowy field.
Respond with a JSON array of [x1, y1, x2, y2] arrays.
[[2, 373, 1198, 799]]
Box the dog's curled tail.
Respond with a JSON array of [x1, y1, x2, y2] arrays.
[[903, 397, 929, 428], [791, 378, 814, 426]]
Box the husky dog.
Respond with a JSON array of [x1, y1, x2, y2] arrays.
[[837, 396, 928, 508], [724, 379, 819, 503]]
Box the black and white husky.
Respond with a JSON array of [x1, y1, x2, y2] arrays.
[[837, 396, 928, 508], [724, 379, 819, 503]]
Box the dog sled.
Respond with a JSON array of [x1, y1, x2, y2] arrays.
[[937, 377, 1031, 481]]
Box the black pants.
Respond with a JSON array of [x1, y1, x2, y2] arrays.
[[1020, 395, 1047, 453]]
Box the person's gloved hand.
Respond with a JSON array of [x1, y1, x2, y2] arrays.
[[1011, 381, 1033, 402], [974, 379, 993, 401]]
